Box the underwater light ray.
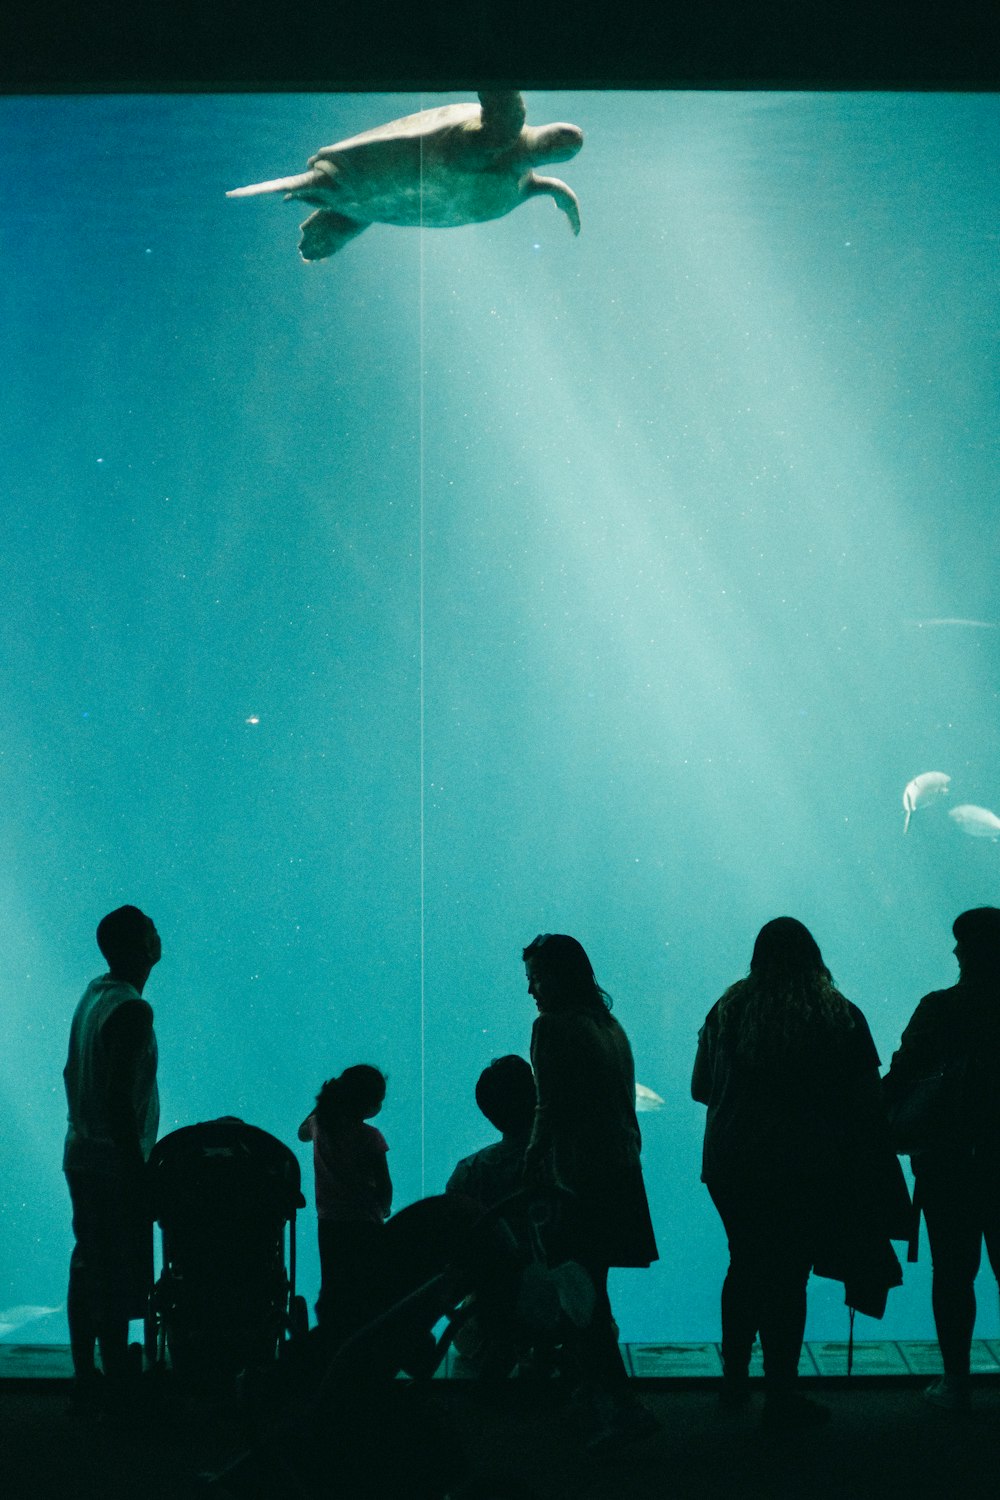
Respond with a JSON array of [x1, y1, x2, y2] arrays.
[[416, 230, 818, 877], [653, 103, 994, 746], [415, 99, 996, 946]]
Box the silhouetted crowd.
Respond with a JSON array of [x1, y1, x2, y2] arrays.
[[61, 905, 1000, 1470]]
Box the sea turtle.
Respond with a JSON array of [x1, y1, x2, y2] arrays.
[[227, 91, 583, 261]]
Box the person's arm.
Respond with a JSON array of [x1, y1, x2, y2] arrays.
[[445, 1156, 469, 1196], [691, 1009, 716, 1103], [370, 1152, 392, 1218], [882, 995, 943, 1105], [524, 1016, 559, 1181], [101, 999, 154, 1173], [840, 1007, 914, 1237]]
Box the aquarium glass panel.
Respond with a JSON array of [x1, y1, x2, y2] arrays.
[[1, 91, 998, 1345]]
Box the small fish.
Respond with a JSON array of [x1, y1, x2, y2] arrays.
[[903, 771, 951, 834], [949, 804, 1000, 840], [0, 1304, 62, 1338], [635, 1083, 665, 1113], [911, 619, 999, 629]]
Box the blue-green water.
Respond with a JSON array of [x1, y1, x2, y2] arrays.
[[1, 91, 998, 1348]]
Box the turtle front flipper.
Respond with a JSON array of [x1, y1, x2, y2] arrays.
[[477, 91, 526, 147], [523, 175, 581, 235], [298, 210, 369, 262]]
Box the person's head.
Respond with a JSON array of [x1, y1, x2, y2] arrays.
[[719, 916, 849, 1063], [522, 933, 611, 1016], [475, 1055, 536, 1137], [316, 1064, 387, 1134], [952, 907, 1000, 980], [339, 1063, 387, 1118], [749, 917, 831, 987], [96, 906, 160, 979]]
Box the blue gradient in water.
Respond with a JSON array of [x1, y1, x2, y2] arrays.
[[1, 91, 998, 1348]]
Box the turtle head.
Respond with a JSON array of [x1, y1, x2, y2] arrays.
[[524, 122, 584, 165]]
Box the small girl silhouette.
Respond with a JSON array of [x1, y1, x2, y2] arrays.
[[298, 1064, 391, 1339]]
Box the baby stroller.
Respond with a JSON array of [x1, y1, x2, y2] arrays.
[[145, 1117, 309, 1388], [200, 1188, 595, 1498]]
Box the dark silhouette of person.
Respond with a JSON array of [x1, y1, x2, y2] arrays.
[[445, 1055, 537, 1377], [446, 1054, 536, 1212], [63, 905, 161, 1407], [692, 916, 909, 1429], [298, 1064, 392, 1340], [522, 932, 658, 1451], [883, 906, 1000, 1412]]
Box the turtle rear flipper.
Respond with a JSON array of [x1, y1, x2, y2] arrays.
[[227, 168, 325, 199], [299, 210, 369, 262]]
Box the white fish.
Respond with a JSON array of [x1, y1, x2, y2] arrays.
[[635, 1083, 665, 1113], [902, 771, 951, 834], [0, 1304, 62, 1338], [911, 618, 999, 629], [949, 804, 1000, 840]]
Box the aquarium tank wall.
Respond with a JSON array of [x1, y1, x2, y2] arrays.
[[1, 90, 998, 1347]]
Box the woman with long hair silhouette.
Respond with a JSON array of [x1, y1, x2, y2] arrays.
[[693, 917, 906, 1429], [523, 932, 657, 1450]]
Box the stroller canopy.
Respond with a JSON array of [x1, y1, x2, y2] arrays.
[[148, 1116, 305, 1228]]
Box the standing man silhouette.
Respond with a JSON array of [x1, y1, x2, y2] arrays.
[[884, 907, 1000, 1412], [63, 906, 160, 1406]]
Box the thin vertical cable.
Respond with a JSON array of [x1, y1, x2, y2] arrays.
[[418, 106, 426, 1197]]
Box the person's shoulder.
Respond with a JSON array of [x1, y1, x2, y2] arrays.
[[604, 1009, 635, 1054], [101, 993, 154, 1044], [841, 999, 880, 1058], [700, 997, 726, 1031], [105, 991, 153, 1020], [445, 1156, 471, 1194], [919, 984, 958, 1004], [531, 1010, 564, 1040], [909, 986, 960, 1020], [362, 1123, 389, 1153], [76, 973, 129, 1009], [448, 1147, 478, 1178], [448, 1142, 495, 1181], [931, 981, 998, 1032], [534, 1010, 596, 1049], [96, 975, 148, 1009], [470, 1139, 507, 1165]]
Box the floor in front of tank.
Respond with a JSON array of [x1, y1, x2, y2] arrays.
[[2, 1345, 999, 1499]]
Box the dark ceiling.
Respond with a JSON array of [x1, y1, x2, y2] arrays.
[[3, 0, 999, 92]]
